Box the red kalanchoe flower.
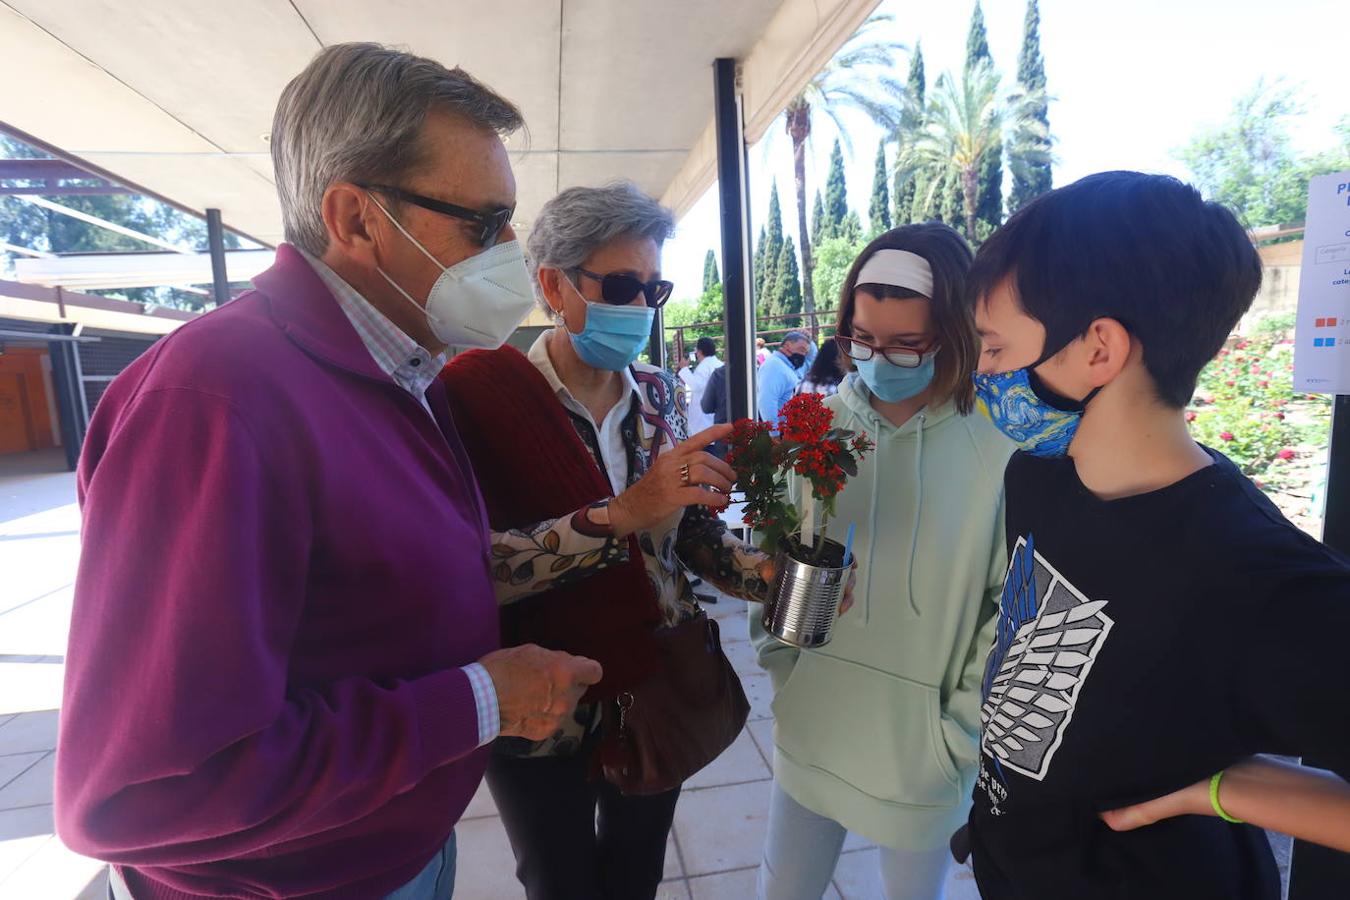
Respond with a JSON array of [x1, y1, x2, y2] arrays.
[[1277, 449, 1295, 460]]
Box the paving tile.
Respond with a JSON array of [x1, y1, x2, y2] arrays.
[[656, 878, 691, 899], [685, 729, 770, 791], [0, 805, 54, 882], [0, 752, 45, 795], [453, 816, 525, 899], [0, 832, 105, 899], [832, 847, 883, 899], [0, 710, 59, 755], [673, 780, 771, 877], [0, 752, 54, 811], [688, 866, 758, 899], [0, 660, 63, 716], [740, 672, 774, 722], [746, 718, 775, 769], [461, 777, 497, 821], [717, 612, 750, 645], [721, 638, 760, 678], [689, 866, 842, 900]]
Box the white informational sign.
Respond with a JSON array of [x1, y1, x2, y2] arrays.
[[1294, 171, 1350, 394]]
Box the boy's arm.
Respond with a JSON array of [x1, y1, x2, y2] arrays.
[[1102, 756, 1350, 853]]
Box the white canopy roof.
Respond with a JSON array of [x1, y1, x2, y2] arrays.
[[1, 0, 879, 245]]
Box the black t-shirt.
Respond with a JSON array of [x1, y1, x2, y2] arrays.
[[969, 448, 1350, 900]]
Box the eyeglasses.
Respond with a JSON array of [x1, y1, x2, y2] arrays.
[[571, 267, 674, 309], [357, 183, 515, 249], [835, 335, 938, 369]]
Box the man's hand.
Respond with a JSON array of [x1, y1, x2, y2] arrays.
[[478, 645, 603, 741]]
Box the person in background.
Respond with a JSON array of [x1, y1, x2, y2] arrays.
[[55, 43, 599, 900], [753, 225, 1011, 900], [700, 360, 730, 460], [757, 330, 811, 432], [796, 337, 845, 397], [756, 336, 769, 367], [680, 336, 724, 433]]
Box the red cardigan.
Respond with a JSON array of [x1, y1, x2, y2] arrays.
[[443, 344, 662, 699]]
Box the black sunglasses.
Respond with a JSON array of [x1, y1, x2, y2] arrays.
[[357, 183, 514, 249], [571, 267, 674, 309]]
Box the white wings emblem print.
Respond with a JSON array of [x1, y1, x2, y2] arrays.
[[980, 534, 1114, 781]]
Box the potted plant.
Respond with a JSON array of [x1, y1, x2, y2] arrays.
[[727, 393, 873, 647]]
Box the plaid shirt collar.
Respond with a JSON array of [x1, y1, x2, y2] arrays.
[[299, 250, 446, 401]]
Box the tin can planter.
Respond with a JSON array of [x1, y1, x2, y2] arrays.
[[762, 537, 849, 648]]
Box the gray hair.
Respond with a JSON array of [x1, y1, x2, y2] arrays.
[[271, 43, 524, 256], [526, 182, 675, 310], [782, 331, 809, 344]]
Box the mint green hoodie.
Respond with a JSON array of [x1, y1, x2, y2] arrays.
[[751, 374, 1013, 851]]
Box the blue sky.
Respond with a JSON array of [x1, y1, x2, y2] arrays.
[[662, 0, 1348, 303]]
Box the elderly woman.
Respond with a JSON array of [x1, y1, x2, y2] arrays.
[[442, 182, 774, 900]]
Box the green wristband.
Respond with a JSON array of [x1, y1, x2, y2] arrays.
[[1210, 771, 1243, 824]]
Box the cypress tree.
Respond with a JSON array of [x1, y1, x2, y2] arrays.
[[965, 1, 1003, 238], [811, 190, 826, 248], [702, 249, 720, 294], [777, 236, 803, 326], [895, 44, 926, 225], [868, 140, 892, 236], [822, 139, 849, 240], [1009, 0, 1053, 212], [759, 185, 786, 316]]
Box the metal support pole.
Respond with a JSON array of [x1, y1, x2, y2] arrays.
[[1289, 393, 1350, 899], [206, 208, 230, 306], [713, 58, 755, 422], [47, 327, 86, 471], [648, 306, 665, 369]]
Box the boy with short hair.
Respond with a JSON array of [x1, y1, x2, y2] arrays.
[[965, 171, 1350, 899]]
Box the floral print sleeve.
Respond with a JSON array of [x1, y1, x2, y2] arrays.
[[675, 503, 772, 604], [489, 500, 629, 605]]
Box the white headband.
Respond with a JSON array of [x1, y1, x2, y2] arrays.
[[855, 249, 933, 298]]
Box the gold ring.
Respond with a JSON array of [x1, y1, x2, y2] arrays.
[[680, 463, 691, 486]]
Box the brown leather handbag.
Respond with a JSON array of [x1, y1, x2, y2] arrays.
[[597, 610, 750, 796]]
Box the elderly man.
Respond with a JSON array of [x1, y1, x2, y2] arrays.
[[55, 44, 600, 900], [756, 330, 812, 432]]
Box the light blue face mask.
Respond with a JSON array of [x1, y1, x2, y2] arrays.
[[855, 353, 936, 403], [569, 302, 655, 371]]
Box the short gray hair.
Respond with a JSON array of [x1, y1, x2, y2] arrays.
[[526, 182, 675, 308], [782, 331, 809, 344], [271, 43, 524, 256]]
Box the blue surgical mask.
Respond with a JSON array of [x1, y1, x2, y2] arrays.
[[856, 353, 935, 403], [569, 302, 656, 371], [972, 353, 1101, 458]]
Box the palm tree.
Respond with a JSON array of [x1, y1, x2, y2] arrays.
[[905, 61, 1003, 242], [782, 14, 907, 318]]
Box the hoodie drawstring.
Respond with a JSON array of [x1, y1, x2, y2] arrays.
[[861, 423, 883, 626], [907, 413, 926, 617]]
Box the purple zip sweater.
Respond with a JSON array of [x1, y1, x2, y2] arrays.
[[55, 245, 499, 899]]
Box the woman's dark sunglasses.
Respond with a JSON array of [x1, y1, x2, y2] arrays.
[[357, 183, 514, 249], [571, 267, 674, 309], [834, 335, 937, 369]]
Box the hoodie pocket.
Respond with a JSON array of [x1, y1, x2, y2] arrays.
[[771, 650, 962, 809]]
